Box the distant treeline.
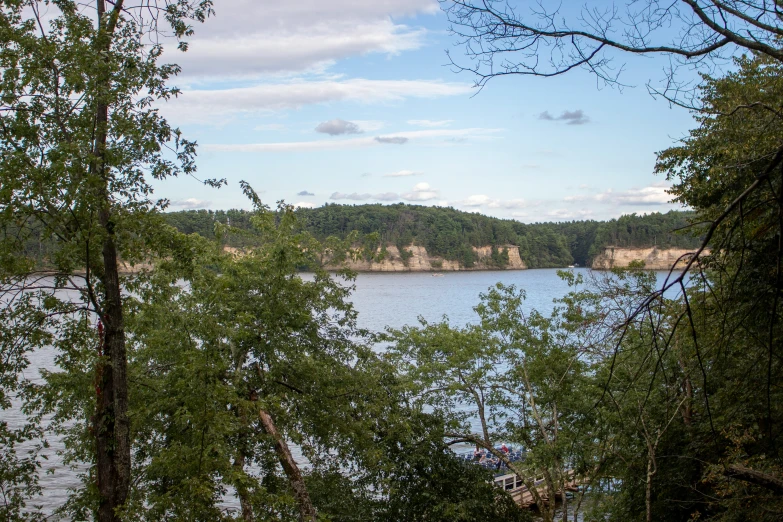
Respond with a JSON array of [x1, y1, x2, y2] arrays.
[[163, 204, 702, 268]]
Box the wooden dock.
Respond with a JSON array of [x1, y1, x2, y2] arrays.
[[495, 471, 580, 508]]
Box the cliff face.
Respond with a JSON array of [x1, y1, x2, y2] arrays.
[[591, 247, 699, 270], [328, 244, 527, 272]]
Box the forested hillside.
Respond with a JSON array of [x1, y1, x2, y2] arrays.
[[164, 204, 701, 268]]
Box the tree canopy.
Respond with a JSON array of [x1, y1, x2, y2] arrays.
[[163, 205, 700, 268]]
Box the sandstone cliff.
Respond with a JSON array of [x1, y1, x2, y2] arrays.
[[327, 244, 527, 272], [591, 247, 700, 270]]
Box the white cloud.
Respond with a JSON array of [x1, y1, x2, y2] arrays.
[[375, 192, 400, 201], [594, 189, 613, 202], [616, 185, 672, 205], [461, 194, 492, 207], [330, 191, 401, 202], [454, 196, 528, 209], [402, 182, 439, 201], [558, 183, 674, 209], [315, 119, 363, 135], [407, 119, 453, 127], [169, 198, 210, 209], [539, 109, 590, 125], [331, 192, 373, 201], [384, 170, 421, 177], [174, 0, 439, 78], [293, 201, 317, 208], [375, 136, 408, 144], [595, 183, 673, 206], [178, 23, 424, 77], [208, 136, 375, 152], [546, 209, 595, 220], [403, 192, 438, 201], [352, 120, 385, 131], [398, 128, 500, 139], [164, 79, 472, 124], [204, 128, 500, 152], [488, 199, 528, 209]]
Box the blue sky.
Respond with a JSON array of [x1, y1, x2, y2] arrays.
[[154, 0, 700, 222]]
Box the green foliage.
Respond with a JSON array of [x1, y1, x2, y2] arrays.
[[557, 268, 699, 521], [361, 231, 381, 261], [387, 281, 597, 522], [0, 1, 214, 518], [122, 198, 368, 519], [378, 414, 530, 522], [649, 53, 783, 521], [488, 245, 509, 268], [398, 245, 414, 266], [10, 203, 700, 270], [93, 195, 518, 521], [165, 205, 700, 268], [0, 295, 49, 521], [587, 211, 702, 259]]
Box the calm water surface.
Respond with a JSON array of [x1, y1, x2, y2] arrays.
[[349, 268, 592, 331], [14, 268, 676, 517]]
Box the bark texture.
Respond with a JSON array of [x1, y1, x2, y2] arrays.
[[724, 464, 783, 494], [258, 408, 316, 522], [93, 2, 130, 520]]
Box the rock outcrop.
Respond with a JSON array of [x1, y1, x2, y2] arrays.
[[591, 247, 701, 270], [326, 244, 527, 272]]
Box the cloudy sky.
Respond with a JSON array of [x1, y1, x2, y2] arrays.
[[155, 0, 697, 222]]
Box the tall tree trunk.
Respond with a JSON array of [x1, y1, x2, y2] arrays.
[[234, 393, 254, 522], [258, 409, 316, 522], [98, 205, 131, 518], [233, 452, 253, 522], [561, 473, 568, 522], [572, 486, 586, 522], [93, 125, 131, 522], [93, 2, 130, 520], [93, 202, 131, 522], [94, 318, 117, 522], [545, 470, 556, 522], [645, 454, 655, 522]]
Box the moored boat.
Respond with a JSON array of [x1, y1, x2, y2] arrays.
[[456, 446, 527, 494]]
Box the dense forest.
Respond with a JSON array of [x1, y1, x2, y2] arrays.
[[163, 205, 701, 268]]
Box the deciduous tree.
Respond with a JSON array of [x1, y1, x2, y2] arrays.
[[0, 1, 213, 519]]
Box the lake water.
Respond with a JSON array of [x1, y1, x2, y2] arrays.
[[348, 268, 587, 331], [9, 268, 673, 517]]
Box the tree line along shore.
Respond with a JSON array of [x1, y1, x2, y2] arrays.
[[7, 205, 701, 272], [162, 205, 701, 270]]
